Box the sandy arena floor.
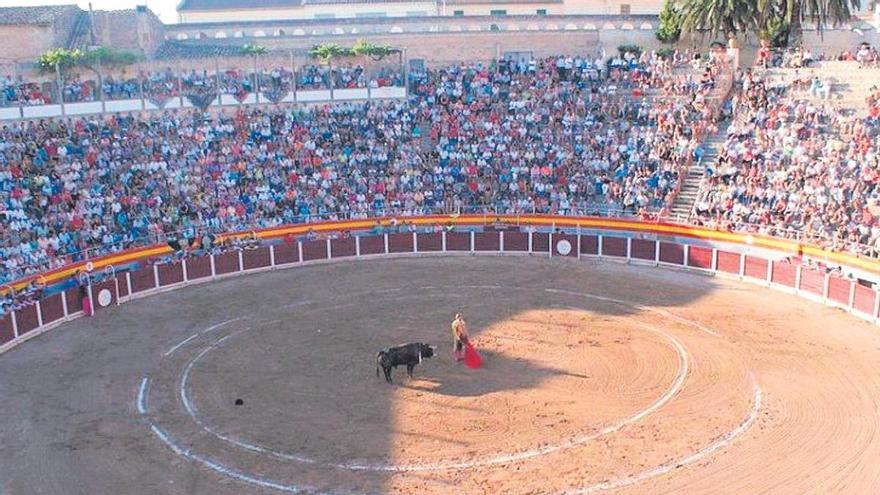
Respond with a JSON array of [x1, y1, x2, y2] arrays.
[[1, 256, 880, 495]]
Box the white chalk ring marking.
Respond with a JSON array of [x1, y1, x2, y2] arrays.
[[557, 239, 573, 255]]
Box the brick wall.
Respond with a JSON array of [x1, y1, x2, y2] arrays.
[[0, 25, 53, 60]]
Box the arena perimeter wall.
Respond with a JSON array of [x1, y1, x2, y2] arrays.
[[2, 214, 879, 353]]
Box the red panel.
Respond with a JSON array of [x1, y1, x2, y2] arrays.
[[65, 287, 84, 314], [446, 231, 470, 251], [504, 231, 529, 251], [157, 262, 184, 286], [92, 279, 118, 311], [274, 241, 300, 265], [659, 242, 684, 265], [301, 240, 328, 261], [828, 277, 851, 305], [331, 237, 356, 258], [40, 293, 65, 325], [853, 284, 876, 316], [359, 235, 385, 255], [630, 239, 655, 260], [771, 261, 796, 287], [130, 267, 156, 293], [799, 268, 824, 295], [0, 313, 13, 345], [214, 251, 240, 275], [744, 256, 768, 280], [552, 233, 578, 257], [602, 236, 626, 257], [532, 232, 550, 252], [716, 251, 741, 274], [16, 304, 39, 334], [687, 246, 712, 269], [417, 232, 442, 252], [116, 274, 130, 298], [580, 235, 598, 255], [474, 231, 500, 251], [186, 255, 212, 280], [243, 247, 271, 270], [388, 233, 414, 253]]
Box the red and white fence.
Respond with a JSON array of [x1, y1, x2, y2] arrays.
[[1, 228, 877, 354]]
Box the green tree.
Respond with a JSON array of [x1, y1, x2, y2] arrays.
[[656, 0, 683, 44], [81, 47, 141, 68], [786, 0, 861, 44], [37, 48, 82, 75], [677, 0, 758, 40], [308, 43, 352, 63]]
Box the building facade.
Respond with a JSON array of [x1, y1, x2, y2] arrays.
[[176, 0, 665, 22]]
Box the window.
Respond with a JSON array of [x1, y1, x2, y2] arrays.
[[490, 9, 507, 15], [453, 10, 464, 16], [536, 9, 547, 15], [620, 4, 631, 15]]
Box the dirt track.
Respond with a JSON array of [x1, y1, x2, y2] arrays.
[[1, 256, 879, 494]]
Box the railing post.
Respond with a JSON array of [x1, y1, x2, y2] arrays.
[[711, 248, 718, 271], [597, 234, 603, 258], [384, 233, 389, 254], [297, 241, 303, 262], [823, 273, 830, 302], [738, 253, 746, 278], [470, 231, 475, 252], [683, 244, 690, 267], [576, 233, 581, 259], [36, 301, 43, 327], [238, 250, 244, 272], [849, 281, 856, 311], [412, 231, 418, 253], [153, 263, 160, 287], [356, 235, 361, 257], [795, 265, 802, 294], [210, 253, 216, 278], [126, 272, 132, 299], [326, 238, 332, 259], [182, 258, 189, 283], [626, 237, 632, 263], [270, 245, 276, 267], [654, 240, 660, 266], [873, 289, 880, 323], [766, 260, 773, 285], [61, 289, 69, 316], [528, 231, 533, 253], [549, 232, 553, 258], [442, 230, 447, 252], [500, 231, 505, 253], [11, 310, 18, 339]]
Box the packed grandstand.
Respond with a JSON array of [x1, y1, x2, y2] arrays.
[[2, 41, 880, 315]]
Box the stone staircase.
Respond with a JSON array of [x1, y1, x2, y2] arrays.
[[762, 60, 880, 111], [669, 121, 730, 219]]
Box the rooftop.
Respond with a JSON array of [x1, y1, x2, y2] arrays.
[[0, 5, 81, 25]]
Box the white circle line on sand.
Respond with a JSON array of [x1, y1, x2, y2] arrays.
[[564, 377, 763, 494], [174, 286, 691, 472]]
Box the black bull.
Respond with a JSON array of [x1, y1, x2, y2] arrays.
[[376, 342, 435, 383]]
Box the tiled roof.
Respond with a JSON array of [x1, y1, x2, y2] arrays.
[[0, 5, 81, 25]]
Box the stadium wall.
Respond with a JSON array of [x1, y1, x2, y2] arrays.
[[2, 215, 878, 355]]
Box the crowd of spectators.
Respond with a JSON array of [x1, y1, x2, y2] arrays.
[[0, 49, 724, 285], [693, 58, 880, 256]]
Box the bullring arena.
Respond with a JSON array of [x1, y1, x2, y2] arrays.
[[2, 217, 880, 494]]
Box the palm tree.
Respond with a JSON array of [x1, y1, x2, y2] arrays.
[[241, 43, 268, 101], [677, 0, 758, 42], [786, 0, 861, 44]]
